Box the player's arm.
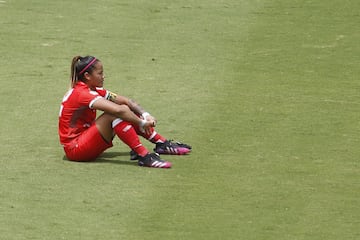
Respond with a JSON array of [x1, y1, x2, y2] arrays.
[[92, 98, 154, 134], [106, 91, 157, 124]]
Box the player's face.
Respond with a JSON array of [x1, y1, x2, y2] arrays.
[[86, 61, 105, 89]]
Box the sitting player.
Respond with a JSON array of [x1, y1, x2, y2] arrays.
[[58, 55, 191, 168]]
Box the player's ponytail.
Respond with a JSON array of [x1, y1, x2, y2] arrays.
[[70, 55, 82, 88]]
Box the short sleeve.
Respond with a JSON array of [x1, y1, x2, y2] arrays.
[[78, 90, 102, 109]]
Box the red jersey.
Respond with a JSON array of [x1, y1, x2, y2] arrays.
[[58, 81, 110, 146]]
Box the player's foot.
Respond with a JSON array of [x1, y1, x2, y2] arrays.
[[138, 153, 172, 168], [154, 140, 192, 155]]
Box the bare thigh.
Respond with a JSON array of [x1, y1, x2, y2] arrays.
[[95, 113, 117, 143]]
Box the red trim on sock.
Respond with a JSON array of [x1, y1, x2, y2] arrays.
[[132, 124, 167, 143]]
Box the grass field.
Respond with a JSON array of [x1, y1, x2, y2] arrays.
[[0, 0, 359, 239]]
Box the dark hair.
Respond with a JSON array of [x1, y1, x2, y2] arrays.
[[70, 56, 99, 88]]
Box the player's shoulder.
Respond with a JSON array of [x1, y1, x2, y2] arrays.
[[72, 83, 99, 101], [95, 87, 108, 97]]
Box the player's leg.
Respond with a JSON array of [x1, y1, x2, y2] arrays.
[[95, 113, 147, 156], [96, 113, 171, 168]]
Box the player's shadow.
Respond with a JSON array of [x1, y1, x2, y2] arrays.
[[62, 151, 137, 166]]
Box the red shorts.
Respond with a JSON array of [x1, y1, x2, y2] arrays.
[[63, 125, 113, 161]]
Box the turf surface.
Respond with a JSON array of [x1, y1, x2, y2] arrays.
[[0, 0, 359, 239]]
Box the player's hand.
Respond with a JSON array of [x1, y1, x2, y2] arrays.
[[145, 115, 157, 127], [141, 112, 157, 127], [142, 120, 156, 135]]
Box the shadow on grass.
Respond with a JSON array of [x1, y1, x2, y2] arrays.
[[62, 151, 137, 166]]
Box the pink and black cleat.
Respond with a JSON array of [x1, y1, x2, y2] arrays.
[[138, 153, 172, 168], [154, 140, 192, 155]]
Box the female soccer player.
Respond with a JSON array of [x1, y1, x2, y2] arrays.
[[58, 55, 191, 168]]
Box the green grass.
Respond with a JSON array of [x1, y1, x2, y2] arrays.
[[0, 0, 359, 239]]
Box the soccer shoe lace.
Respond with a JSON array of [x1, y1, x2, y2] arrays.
[[154, 140, 192, 155], [138, 153, 172, 168]]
